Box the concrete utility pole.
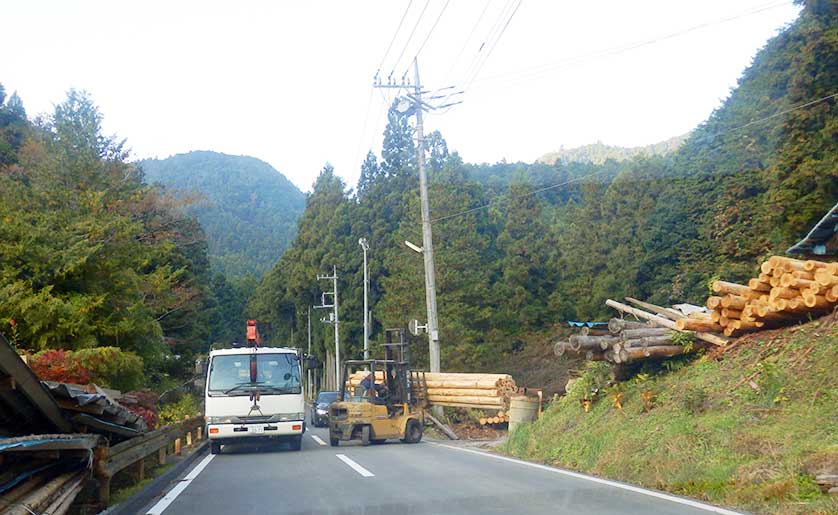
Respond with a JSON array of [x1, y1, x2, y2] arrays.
[[373, 57, 446, 376], [359, 238, 370, 360], [307, 306, 312, 398], [315, 266, 340, 388], [412, 58, 441, 375]]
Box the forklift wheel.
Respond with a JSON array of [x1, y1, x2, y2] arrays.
[[329, 431, 339, 447], [402, 419, 423, 443], [361, 425, 370, 446]]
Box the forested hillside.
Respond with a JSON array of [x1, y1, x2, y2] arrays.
[[139, 151, 305, 279], [0, 88, 245, 382], [249, 1, 836, 372], [536, 134, 687, 165]]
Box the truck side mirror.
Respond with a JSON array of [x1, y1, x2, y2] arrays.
[[305, 356, 322, 369]]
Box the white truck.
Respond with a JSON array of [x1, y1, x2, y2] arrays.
[[204, 345, 306, 454]]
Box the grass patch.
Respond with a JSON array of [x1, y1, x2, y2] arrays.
[[501, 321, 838, 515]]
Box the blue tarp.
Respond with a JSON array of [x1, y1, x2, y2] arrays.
[[567, 321, 609, 328]]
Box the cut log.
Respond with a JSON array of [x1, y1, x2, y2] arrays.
[[569, 334, 621, 350], [580, 327, 611, 336], [712, 281, 761, 299], [769, 287, 801, 300], [802, 293, 834, 309], [814, 269, 838, 286], [768, 256, 807, 270], [760, 262, 774, 274], [706, 296, 723, 310], [625, 297, 687, 320], [721, 295, 748, 310], [791, 270, 815, 280], [804, 259, 831, 271], [606, 299, 728, 346], [620, 327, 673, 340], [688, 311, 711, 320], [426, 395, 504, 406], [553, 341, 568, 357], [748, 278, 771, 292], [721, 308, 743, 319], [826, 285, 838, 303], [623, 335, 674, 347], [608, 318, 649, 333], [674, 319, 724, 332], [624, 345, 689, 361], [426, 388, 502, 397], [710, 310, 722, 323], [770, 275, 782, 287]]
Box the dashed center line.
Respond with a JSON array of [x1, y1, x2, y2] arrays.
[[336, 454, 375, 477], [311, 434, 327, 446]]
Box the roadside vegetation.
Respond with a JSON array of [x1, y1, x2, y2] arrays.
[[503, 319, 838, 515]]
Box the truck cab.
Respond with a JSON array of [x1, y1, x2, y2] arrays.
[[205, 346, 305, 453]]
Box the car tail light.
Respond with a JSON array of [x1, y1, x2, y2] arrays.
[[209, 427, 219, 434], [292, 424, 302, 430]]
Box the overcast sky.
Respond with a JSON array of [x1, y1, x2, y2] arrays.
[[2, 1, 800, 192]]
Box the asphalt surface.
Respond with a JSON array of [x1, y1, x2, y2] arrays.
[[141, 414, 747, 515]]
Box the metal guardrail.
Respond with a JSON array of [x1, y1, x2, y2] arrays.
[[93, 416, 204, 506]]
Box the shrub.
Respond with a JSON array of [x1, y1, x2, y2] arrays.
[[158, 394, 200, 426], [30, 347, 144, 391]]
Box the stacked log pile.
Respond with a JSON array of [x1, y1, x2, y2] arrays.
[[704, 257, 838, 337], [554, 316, 709, 364], [348, 371, 518, 411], [479, 410, 510, 426]]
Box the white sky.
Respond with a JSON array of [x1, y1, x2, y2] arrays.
[[2, 1, 800, 192]]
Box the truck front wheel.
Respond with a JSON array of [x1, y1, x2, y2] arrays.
[[210, 441, 221, 455], [289, 435, 302, 451]]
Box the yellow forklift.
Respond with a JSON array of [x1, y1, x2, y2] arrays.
[[328, 329, 426, 446]]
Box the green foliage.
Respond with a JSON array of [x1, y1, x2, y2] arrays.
[[138, 151, 306, 279], [158, 393, 200, 426], [30, 347, 144, 391], [0, 88, 216, 384], [502, 325, 838, 515]]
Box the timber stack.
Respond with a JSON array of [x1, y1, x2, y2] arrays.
[[348, 371, 518, 411], [554, 314, 712, 365], [704, 257, 838, 337], [479, 410, 510, 426]]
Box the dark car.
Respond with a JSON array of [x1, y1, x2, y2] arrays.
[[311, 391, 338, 427]]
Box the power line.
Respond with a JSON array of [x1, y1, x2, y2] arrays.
[[390, 0, 432, 81], [429, 91, 838, 224], [439, 0, 493, 88], [472, 0, 794, 87], [377, 0, 415, 75], [460, 0, 522, 92], [415, 0, 451, 58]]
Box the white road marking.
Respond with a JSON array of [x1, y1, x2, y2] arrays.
[[145, 454, 215, 515], [311, 434, 327, 446], [430, 443, 747, 515], [336, 454, 375, 477]]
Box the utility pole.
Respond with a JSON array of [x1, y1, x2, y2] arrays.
[[315, 266, 339, 389], [373, 57, 449, 377], [359, 238, 370, 360], [307, 306, 312, 399], [412, 58, 441, 375]]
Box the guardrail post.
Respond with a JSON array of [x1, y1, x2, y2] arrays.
[[186, 431, 193, 448], [174, 437, 182, 456], [93, 445, 111, 507], [158, 446, 166, 466], [136, 458, 145, 482], [197, 426, 203, 441]]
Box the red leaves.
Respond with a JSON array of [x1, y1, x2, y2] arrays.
[[28, 349, 93, 385]]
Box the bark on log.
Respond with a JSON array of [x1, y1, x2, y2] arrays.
[[721, 295, 748, 310], [425, 395, 504, 405], [623, 335, 673, 348], [625, 297, 686, 320], [624, 345, 689, 361], [606, 299, 728, 346], [608, 318, 648, 333], [580, 327, 611, 336], [710, 310, 722, 323], [688, 311, 711, 320], [770, 287, 801, 300], [674, 319, 724, 332], [791, 270, 815, 280], [721, 308, 743, 319], [586, 350, 606, 361], [569, 334, 621, 350], [620, 327, 673, 340], [748, 278, 771, 292], [804, 259, 831, 271], [712, 281, 761, 299], [802, 293, 833, 309], [706, 296, 723, 310]]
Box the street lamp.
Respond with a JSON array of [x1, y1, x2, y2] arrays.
[[359, 238, 370, 360]]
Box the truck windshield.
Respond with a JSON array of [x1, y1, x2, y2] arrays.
[[208, 353, 301, 395]]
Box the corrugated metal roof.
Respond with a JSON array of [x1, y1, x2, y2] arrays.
[[787, 202, 838, 255]]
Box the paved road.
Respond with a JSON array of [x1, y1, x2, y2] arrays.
[[142, 415, 746, 515]]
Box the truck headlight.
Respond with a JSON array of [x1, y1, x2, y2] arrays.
[[278, 412, 305, 421], [206, 416, 235, 424], [316, 409, 327, 415]]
